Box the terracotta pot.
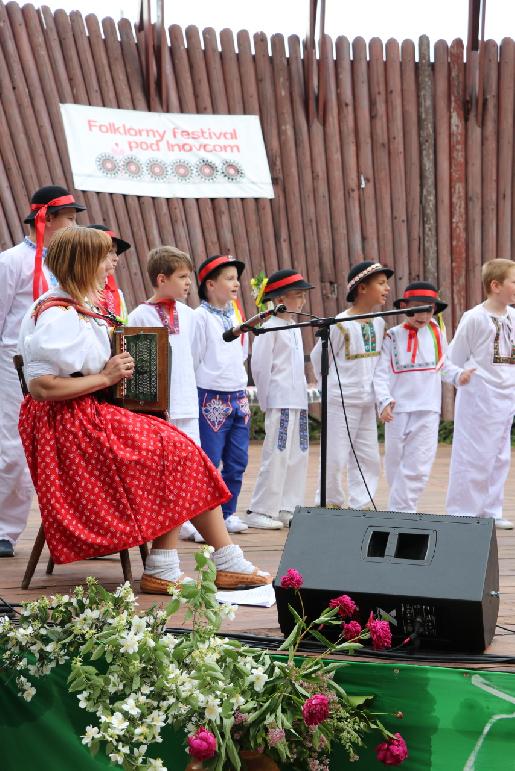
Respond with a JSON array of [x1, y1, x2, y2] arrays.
[[185, 750, 279, 770]]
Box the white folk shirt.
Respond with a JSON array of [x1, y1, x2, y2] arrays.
[[310, 311, 385, 404], [128, 301, 199, 419], [250, 316, 307, 410], [447, 303, 515, 399], [373, 321, 462, 415], [18, 288, 111, 383], [0, 238, 54, 348], [193, 303, 248, 391]]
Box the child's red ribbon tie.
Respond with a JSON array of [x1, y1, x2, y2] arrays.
[[403, 323, 418, 364]]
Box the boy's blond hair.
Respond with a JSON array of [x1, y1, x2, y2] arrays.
[[46, 227, 111, 302], [147, 246, 193, 287], [482, 259, 515, 296]]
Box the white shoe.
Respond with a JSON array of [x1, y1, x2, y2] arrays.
[[194, 530, 205, 543], [225, 515, 249, 533], [495, 518, 513, 530], [277, 510, 294, 526], [246, 512, 284, 530]]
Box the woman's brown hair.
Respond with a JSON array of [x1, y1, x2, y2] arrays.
[[45, 227, 112, 302]]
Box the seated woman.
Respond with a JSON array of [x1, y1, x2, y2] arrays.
[[17, 227, 270, 593]]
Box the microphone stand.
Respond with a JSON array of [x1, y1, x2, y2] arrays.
[[252, 305, 432, 507]]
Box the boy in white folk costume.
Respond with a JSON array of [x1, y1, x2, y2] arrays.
[[246, 269, 315, 529], [0, 185, 85, 558], [128, 246, 204, 543], [373, 282, 474, 513], [310, 260, 393, 509], [446, 259, 515, 530]]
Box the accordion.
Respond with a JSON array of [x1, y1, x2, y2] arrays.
[[111, 327, 170, 414]]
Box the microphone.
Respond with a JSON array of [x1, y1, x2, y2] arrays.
[[222, 304, 287, 342]]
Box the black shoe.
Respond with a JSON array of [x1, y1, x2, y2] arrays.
[[0, 539, 14, 558]]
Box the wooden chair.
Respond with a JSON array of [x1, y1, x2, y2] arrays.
[[13, 355, 148, 589]]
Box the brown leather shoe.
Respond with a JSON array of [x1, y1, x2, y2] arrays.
[[140, 574, 182, 595], [215, 569, 272, 590]]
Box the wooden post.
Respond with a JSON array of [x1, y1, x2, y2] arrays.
[[418, 35, 438, 285]]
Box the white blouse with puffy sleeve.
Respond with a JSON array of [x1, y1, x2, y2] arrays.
[[18, 288, 111, 383]]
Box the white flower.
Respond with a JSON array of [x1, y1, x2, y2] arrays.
[[220, 603, 238, 621], [108, 752, 124, 765], [109, 712, 130, 734], [249, 668, 268, 692], [201, 545, 215, 556], [204, 696, 221, 721], [77, 690, 90, 709], [81, 725, 100, 746], [120, 632, 140, 654], [146, 710, 166, 729], [231, 694, 245, 708], [134, 744, 148, 757], [147, 759, 167, 770], [121, 696, 141, 717], [131, 617, 147, 636], [22, 684, 36, 702]]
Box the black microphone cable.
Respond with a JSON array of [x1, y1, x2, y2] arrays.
[[328, 335, 378, 511]]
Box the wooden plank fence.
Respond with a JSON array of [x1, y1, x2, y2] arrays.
[[0, 3, 514, 414]]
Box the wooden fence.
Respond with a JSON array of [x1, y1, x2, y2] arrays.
[[0, 2, 514, 342]]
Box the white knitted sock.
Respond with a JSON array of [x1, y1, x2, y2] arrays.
[[213, 544, 269, 577], [144, 548, 182, 581]]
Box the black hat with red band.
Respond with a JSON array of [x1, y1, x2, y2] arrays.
[[262, 269, 314, 300], [23, 185, 86, 224], [346, 260, 394, 302], [393, 281, 447, 315], [197, 254, 246, 300], [87, 224, 131, 255]]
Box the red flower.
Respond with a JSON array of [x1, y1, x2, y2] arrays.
[[280, 568, 304, 590], [342, 620, 362, 640], [187, 726, 217, 760], [328, 594, 357, 618], [375, 733, 408, 765], [366, 612, 392, 650], [302, 694, 330, 726]]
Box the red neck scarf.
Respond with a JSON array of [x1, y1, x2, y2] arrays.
[[30, 195, 76, 300], [402, 322, 419, 364], [100, 274, 122, 317], [147, 299, 180, 335]]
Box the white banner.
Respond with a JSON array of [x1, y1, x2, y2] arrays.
[[59, 104, 274, 199]]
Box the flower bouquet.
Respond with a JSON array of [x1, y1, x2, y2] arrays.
[[0, 549, 408, 770]]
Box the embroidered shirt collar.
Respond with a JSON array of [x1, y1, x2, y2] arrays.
[[201, 300, 233, 330], [24, 235, 47, 256]]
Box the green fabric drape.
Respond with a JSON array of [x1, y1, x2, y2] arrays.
[[1, 660, 515, 770]]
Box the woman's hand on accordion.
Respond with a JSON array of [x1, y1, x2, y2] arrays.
[[102, 352, 135, 386]]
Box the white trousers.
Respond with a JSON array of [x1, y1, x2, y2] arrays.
[[0, 345, 34, 543], [316, 400, 380, 509], [446, 380, 514, 519], [249, 408, 309, 516], [170, 416, 200, 445], [384, 410, 440, 513]]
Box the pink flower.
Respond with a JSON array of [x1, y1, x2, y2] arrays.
[[342, 620, 362, 640], [267, 727, 286, 747], [366, 613, 392, 650], [328, 594, 357, 618], [302, 694, 330, 726], [280, 568, 304, 590], [375, 733, 408, 765], [187, 726, 217, 761]]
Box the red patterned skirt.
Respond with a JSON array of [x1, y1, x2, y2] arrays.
[[19, 395, 231, 564]]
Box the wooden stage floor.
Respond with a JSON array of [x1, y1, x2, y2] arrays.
[[2, 443, 515, 668]]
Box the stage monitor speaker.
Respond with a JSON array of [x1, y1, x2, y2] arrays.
[[274, 508, 499, 652]]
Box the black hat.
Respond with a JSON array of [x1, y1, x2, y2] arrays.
[[87, 224, 131, 255], [262, 269, 314, 300], [393, 281, 447, 314], [24, 185, 86, 224], [346, 260, 394, 301], [197, 254, 245, 300]]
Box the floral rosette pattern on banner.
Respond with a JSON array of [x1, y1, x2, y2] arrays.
[[0, 549, 407, 770]]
